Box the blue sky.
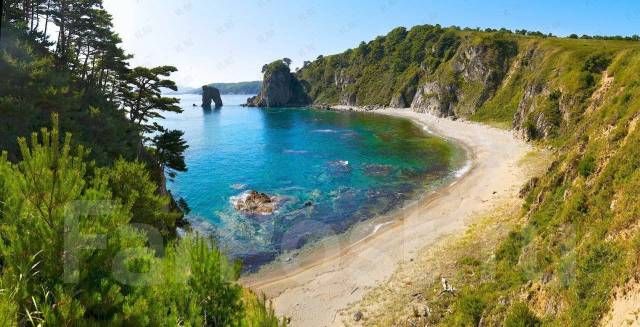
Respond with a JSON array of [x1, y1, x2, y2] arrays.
[[103, 0, 640, 87]]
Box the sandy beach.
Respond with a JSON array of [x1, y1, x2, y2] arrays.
[[241, 107, 534, 326]]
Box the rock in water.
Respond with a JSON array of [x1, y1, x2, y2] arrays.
[[246, 59, 310, 107], [202, 85, 223, 108], [363, 164, 392, 176], [232, 190, 277, 215]]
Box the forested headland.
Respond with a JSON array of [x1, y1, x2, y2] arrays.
[[0, 1, 283, 325]]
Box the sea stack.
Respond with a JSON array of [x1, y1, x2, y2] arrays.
[[202, 85, 223, 108], [246, 58, 310, 107]]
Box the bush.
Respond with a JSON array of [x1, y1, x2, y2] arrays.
[[578, 154, 596, 177], [504, 302, 541, 327], [578, 71, 596, 90], [450, 293, 486, 326], [582, 53, 612, 73], [0, 115, 284, 325]]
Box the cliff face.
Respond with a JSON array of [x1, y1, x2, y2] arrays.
[[247, 60, 310, 107]]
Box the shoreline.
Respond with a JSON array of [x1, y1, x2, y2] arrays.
[[241, 107, 534, 326]]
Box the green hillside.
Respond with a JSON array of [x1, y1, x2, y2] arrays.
[[296, 25, 640, 325], [195, 81, 261, 95]]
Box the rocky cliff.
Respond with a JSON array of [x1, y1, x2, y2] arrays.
[[246, 59, 310, 107]]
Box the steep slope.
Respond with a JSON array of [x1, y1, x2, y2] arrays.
[[294, 25, 640, 325]]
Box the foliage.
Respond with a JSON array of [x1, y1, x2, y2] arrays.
[[0, 115, 284, 325], [0, 26, 137, 165], [151, 129, 189, 178], [582, 52, 612, 73], [95, 159, 179, 236], [1, 2, 283, 324], [578, 154, 596, 177], [445, 293, 485, 326], [504, 303, 541, 327], [118, 66, 182, 135]]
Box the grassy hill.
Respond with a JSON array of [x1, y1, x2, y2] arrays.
[[295, 25, 640, 325]]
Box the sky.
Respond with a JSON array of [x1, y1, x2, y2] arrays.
[[103, 0, 640, 87]]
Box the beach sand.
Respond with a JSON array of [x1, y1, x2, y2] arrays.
[[241, 108, 534, 326]]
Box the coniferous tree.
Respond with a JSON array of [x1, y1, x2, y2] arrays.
[[118, 66, 182, 135], [151, 129, 188, 179]]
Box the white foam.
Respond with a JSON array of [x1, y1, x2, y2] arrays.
[[230, 183, 247, 190], [313, 129, 338, 133], [371, 221, 394, 235], [454, 160, 472, 178]]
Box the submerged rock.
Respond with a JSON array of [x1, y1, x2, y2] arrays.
[[231, 190, 278, 215], [327, 160, 351, 174], [363, 163, 393, 176]]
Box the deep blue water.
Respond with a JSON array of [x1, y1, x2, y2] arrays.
[[161, 94, 461, 271]]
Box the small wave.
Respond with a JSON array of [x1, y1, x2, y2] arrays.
[[283, 149, 308, 154], [327, 160, 349, 167], [454, 160, 472, 178], [229, 191, 251, 207], [371, 221, 394, 235], [230, 183, 247, 190], [313, 129, 338, 133], [422, 125, 433, 134]]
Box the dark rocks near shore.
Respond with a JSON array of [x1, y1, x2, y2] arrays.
[[232, 190, 278, 215]]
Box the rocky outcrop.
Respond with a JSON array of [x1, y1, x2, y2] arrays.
[[513, 83, 564, 141], [410, 82, 457, 117], [201, 85, 223, 108], [513, 83, 545, 140], [410, 39, 517, 117], [340, 92, 357, 106], [231, 190, 278, 215], [389, 94, 407, 108], [247, 60, 310, 107], [335, 69, 357, 106]]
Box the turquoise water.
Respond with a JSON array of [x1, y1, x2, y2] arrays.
[[161, 94, 461, 271]]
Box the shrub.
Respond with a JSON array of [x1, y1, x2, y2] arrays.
[[578, 154, 596, 177], [504, 302, 541, 327], [450, 293, 486, 326], [582, 53, 612, 73]]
